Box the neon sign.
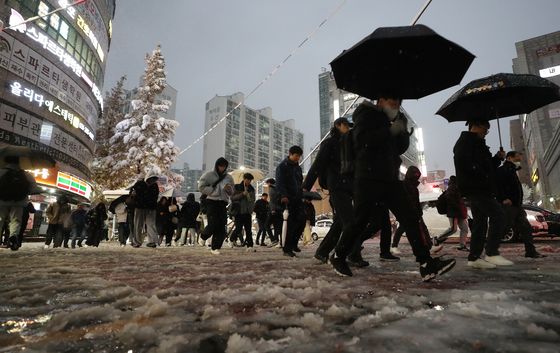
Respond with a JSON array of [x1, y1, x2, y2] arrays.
[[10, 81, 95, 140], [57, 171, 92, 199], [9, 9, 104, 110]]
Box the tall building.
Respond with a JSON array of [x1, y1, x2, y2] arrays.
[[317, 69, 426, 178], [172, 162, 203, 194], [202, 92, 304, 176], [0, 0, 116, 202], [513, 30, 560, 209], [426, 170, 446, 183], [123, 81, 178, 121], [509, 118, 531, 185]]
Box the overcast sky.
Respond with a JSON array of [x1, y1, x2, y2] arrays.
[[104, 0, 560, 175]]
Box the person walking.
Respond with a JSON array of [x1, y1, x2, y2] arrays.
[[302, 118, 355, 264], [454, 120, 512, 268], [302, 198, 316, 246], [44, 195, 71, 248], [156, 197, 172, 246], [178, 193, 200, 246], [496, 151, 545, 258], [253, 193, 273, 246], [433, 176, 469, 251], [16, 202, 36, 248], [230, 173, 256, 249], [114, 201, 129, 247], [85, 203, 108, 247], [130, 173, 160, 248], [0, 156, 36, 251], [276, 146, 306, 257], [198, 157, 234, 254], [264, 179, 281, 247], [337, 98, 455, 280], [389, 166, 441, 255], [70, 203, 88, 248]]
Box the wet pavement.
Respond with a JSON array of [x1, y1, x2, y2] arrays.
[[1, 238, 559, 353]]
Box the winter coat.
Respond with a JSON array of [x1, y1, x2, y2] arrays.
[[352, 102, 410, 182], [302, 132, 353, 193], [46, 201, 71, 225], [496, 160, 524, 206], [445, 183, 467, 219], [86, 206, 107, 229], [198, 158, 235, 202], [0, 165, 36, 207], [253, 199, 269, 221], [267, 185, 281, 214], [230, 182, 256, 216], [402, 172, 422, 218], [70, 208, 87, 227], [156, 202, 171, 225], [131, 180, 159, 209], [453, 131, 502, 197], [114, 203, 128, 223], [179, 201, 200, 228], [275, 157, 303, 203]]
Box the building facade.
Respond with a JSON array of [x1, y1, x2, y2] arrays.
[[509, 118, 532, 186], [202, 92, 304, 177], [0, 0, 116, 201], [513, 31, 560, 209], [172, 162, 203, 194]]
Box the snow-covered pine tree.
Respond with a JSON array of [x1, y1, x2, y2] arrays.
[[111, 45, 181, 188], [91, 75, 129, 193]]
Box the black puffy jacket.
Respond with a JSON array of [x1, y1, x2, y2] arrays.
[[352, 102, 410, 182], [453, 131, 502, 197], [496, 161, 524, 206]]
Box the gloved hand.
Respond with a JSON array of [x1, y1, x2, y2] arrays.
[[389, 113, 408, 136]]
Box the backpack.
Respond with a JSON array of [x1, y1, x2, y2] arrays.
[[436, 191, 448, 215], [0, 169, 31, 201]]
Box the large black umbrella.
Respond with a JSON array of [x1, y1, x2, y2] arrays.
[[330, 24, 475, 100], [0, 145, 56, 169], [436, 73, 560, 146], [436, 73, 560, 121]]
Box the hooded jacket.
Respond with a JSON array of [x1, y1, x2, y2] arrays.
[[352, 102, 410, 182], [275, 157, 303, 203], [402, 166, 423, 218], [453, 131, 502, 197], [496, 160, 524, 206], [180, 194, 200, 228], [131, 178, 159, 209], [198, 157, 234, 202]]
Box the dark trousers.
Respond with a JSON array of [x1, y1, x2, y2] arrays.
[[503, 205, 535, 254], [316, 190, 353, 258], [392, 219, 433, 249], [71, 225, 85, 247], [232, 213, 253, 247], [353, 207, 392, 256], [341, 180, 430, 264], [283, 201, 306, 253], [45, 224, 63, 247], [265, 212, 282, 243], [256, 217, 272, 244], [468, 195, 505, 260], [62, 228, 71, 247], [85, 226, 103, 246], [201, 200, 228, 250], [118, 222, 130, 245]]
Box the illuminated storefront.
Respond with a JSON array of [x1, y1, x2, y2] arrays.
[[0, 0, 116, 202]]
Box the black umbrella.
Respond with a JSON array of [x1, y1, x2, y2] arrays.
[[436, 73, 560, 146], [436, 73, 560, 121], [0, 145, 56, 169], [109, 194, 128, 214], [330, 24, 475, 100]]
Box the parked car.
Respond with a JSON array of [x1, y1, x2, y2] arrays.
[[522, 204, 560, 236], [311, 219, 333, 241], [502, 209, 548, 242]]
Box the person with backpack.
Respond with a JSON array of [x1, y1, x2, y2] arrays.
[[253, 193, 273, 246], [0, 155, 36, 251], [130, 173, 160, 248], [178, 193, 200, 246], [433, 176, 469, 251], [302, 118, 355, 265], [198, 157, 235, 254], [340, 98, 455, 281], [70, 203, 88, 248], [44, 195, 71, 248], [230, 173, 256, 249], [454, 120, 510, 268]]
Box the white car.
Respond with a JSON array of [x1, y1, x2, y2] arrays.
[[311, 219, 333, 241]]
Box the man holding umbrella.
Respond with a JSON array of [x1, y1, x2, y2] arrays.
[[453, 120, 511, 268]]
